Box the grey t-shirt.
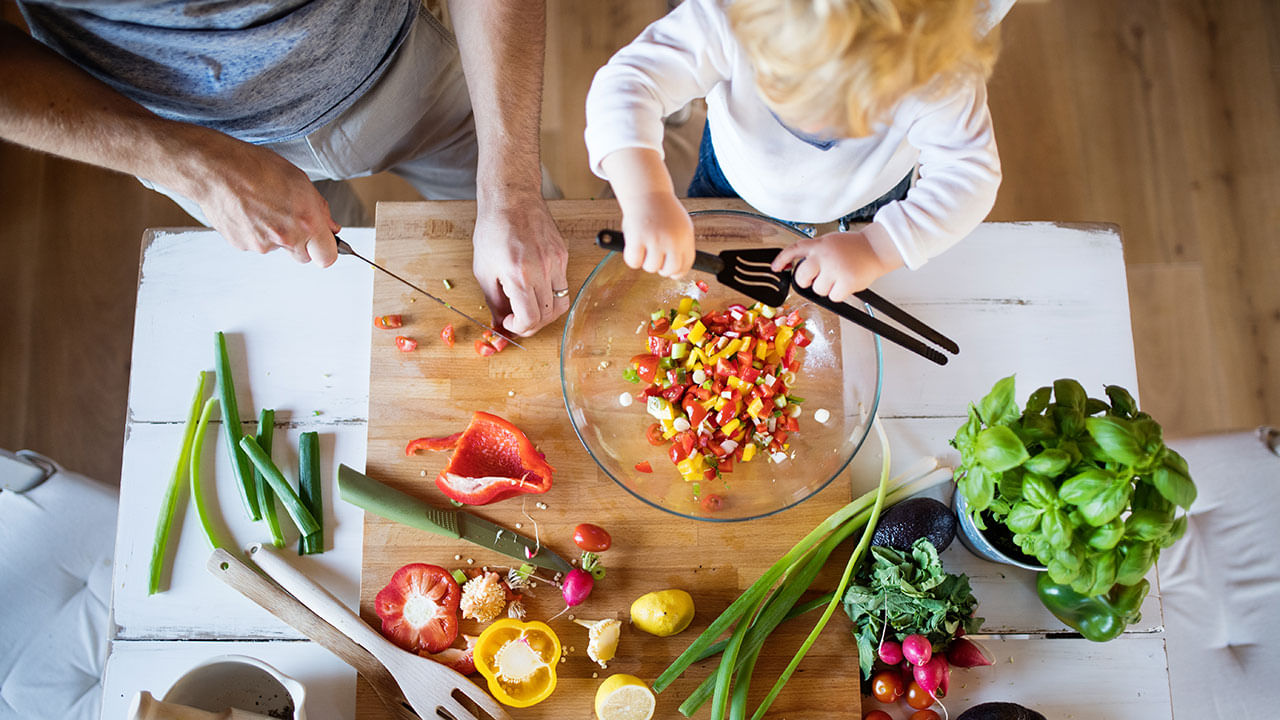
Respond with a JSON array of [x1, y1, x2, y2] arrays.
[[17, 0, 418, 143]]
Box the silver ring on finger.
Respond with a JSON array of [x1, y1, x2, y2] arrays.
[[553, 288, 570, 298]]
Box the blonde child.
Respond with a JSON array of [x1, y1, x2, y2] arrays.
[[585, 0, 1008, 301]]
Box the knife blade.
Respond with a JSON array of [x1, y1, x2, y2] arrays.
[[337, 464, 573, 574], [334, 236, 526, 350]]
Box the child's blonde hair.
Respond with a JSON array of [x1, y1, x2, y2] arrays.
[[728, 0, 999, 137]]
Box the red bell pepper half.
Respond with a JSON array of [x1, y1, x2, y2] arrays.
[[405, 432, 464, 456], [432, 411, 555, 505]]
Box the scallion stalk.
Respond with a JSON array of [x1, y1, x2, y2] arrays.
[[147, 370, 209, 594], [238, 435, 320, 537], [298, 431, 323, 555], [254, 408, 285, 547], [189, 396, 230, 550], [215, 331, 260, 520]]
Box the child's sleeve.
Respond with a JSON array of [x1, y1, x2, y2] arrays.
[[865, 77, 1003, 270], [584, 0, 733, 180]]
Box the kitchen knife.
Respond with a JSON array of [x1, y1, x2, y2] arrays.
[[334, 236, 526, 350], [337, 464, 573, 574]]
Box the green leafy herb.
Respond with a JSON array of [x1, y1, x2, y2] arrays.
[[841, 538, 983, 678]]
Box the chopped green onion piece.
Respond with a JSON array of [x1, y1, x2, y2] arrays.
[[451, 569, 468, 585], [651, 310, 665, 322], [255, 408, 285, 548], [189, 396, 230, 551], [148, 370, 210, 594], [298, 431, 323, 555], [622, 367, 641, 384], [450, 498, 465, 507], [671, 342, 689, 360], [215, 331, 260, 520], [238, 436, 320, 538], [787, 396, 805, 404]]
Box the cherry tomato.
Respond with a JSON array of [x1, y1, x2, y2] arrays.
[[870, 669, 904, 703], [572, 523, 612, 552], [374, 314, 403, 329], [440, 323, 455, 347], [474, 339, 496, 356], [395, 335, 417, 352], [863, 712, 893, 720], [645, 422, 666, 446], [631, 354, 660, 384], [905, 681, 935, 710], [700, 493, 725, 512], [910, 711, 942, 720], [634, 461, 653, 473]]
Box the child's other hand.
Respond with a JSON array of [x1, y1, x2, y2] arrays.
[[771, 230, 902, 302], [620, 192, 695, 278]]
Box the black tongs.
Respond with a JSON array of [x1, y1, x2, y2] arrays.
[[596, 229, 958, 365]]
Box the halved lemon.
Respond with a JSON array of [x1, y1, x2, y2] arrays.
[[594, 674, 656, 720]]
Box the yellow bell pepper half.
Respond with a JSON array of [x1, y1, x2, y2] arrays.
[[474, 618, 561, 707]]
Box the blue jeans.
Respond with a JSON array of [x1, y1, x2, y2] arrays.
[[687, 121, 912, 228]]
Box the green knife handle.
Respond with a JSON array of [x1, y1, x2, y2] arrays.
[[337, 464, 460, 540]]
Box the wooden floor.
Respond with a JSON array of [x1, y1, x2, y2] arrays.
[[2, 1, 1276, 484]]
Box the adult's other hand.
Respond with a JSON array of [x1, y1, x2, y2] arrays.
[[471, 195, 569, 337]]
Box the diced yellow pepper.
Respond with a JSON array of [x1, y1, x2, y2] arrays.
[[714, 397, 728, 411], [726, 376, 745, 391], [688, 321, 707, 345], [742, 443, 757, 462], [756, 338, 769, 360], [738, 336, 754, 354], [776, 325, 794, 354], [678, 297, 694, 315], [721, 417, 741, 436], [747, 397, 765, 418], [673, 312, 692, 329]]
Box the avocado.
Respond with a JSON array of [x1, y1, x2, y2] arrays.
[[870, 497, 957, 552], [956, 702, 1047, 720]]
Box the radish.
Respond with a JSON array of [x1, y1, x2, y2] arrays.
[[561, 568, 594, 606], [902, 634, 933, 666], [878, 639, 904, 665], [913, 655, 948, 698], [946, 637, 995, 668]]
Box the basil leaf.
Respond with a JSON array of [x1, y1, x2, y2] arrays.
[[951, 407, 982, 453], [1086, 416, 1147, 466], [1053, 542, 1085, 573], [1077, 478, 1132, 526], [977, 374, 1019, 426], [1087, 519, 1125, 550], [1059, 467, 1114, 505], [1026, 386, 1053, 414], [975, 426, 1030, 472], [1054, 405, 1086, 438], [1132, 481, 1174, 516], [1021, 473, 1058, 508], [1085, 397, 1110, 416], [1006, 502, 1044, 534], [1158, 515, 1188, 549], [998, 468, 1025, 501], [1163, 448, 1191, 476], [1024, 448, 1071, 477], [1154, 463, 1197, 510], [1132, 417, 1164, 456], [1048, 559, 1077, 585], [1116, 541, 1155, 586], [1019, 413, 1058, 442], [958, 465, 995, 514], [1041, 509, 1073, 550], [1053, 378, 1087, 413], [1105, 385, 1137, 418], [1085, 551, 1118, 596], [1125, 509, 1174, 541]]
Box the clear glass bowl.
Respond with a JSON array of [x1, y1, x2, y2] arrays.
[[560, 210, 883, 521]]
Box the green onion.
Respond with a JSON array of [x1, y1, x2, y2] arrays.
[[189, 396, 230, 550], [623, 367, 641, 384], [298, 431, 323, 555], [215, 331, 259, 520], [238, 436, 320, 538], [254, 409, 285, 548], [148, 371, 209, 594], [452, 569, 468, 585]]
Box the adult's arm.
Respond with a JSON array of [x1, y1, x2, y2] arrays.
[[0, 21, 339, 265], [447, 0, 568, 337]]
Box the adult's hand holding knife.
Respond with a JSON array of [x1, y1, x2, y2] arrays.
[[337, 464, 574, 574]]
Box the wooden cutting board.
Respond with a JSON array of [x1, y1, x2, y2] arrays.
[[360, 200, 862, 719]]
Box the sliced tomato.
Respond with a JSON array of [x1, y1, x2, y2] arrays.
[[481, 330, 511, 353], [730, 313, 754, 334], [718, 457, 735, 473], [374, 563, 461, 654], [645, 422, 666, 446], [405, 432, 463, 455], [783, 342, 799, 370], [793, 328, 813, 347], [647, 316, 671, 335], [395, 335, 418, 352], [474, 338, 496, 356], [632, 354, 660, 383], [646, 335, 671, 356], [754, 316, 778, 341], [682, 396, 709, 427], [781, 310, 802, 327], [784, 415, 800, 432], [695, 280, 710, 293], [634, 461, 653, 473], [375, 314, 404, 329], [661, 383, 686, 402], [440, 323, 455, 347]]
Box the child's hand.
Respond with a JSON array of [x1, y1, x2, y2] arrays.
[[619, 191, 695, 277], [771, 230, 903, 302]]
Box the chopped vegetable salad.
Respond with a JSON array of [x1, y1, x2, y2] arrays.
[[623, 296, 812, 487]]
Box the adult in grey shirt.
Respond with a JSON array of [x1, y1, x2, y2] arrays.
[[0, 1, 569, 336]]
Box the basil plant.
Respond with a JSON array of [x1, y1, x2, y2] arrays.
[[951, 376, 1196, 596]]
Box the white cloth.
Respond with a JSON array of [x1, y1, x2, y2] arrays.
[[1161, 428, 1280, 715], [584, 0, 1003, 269], [0, 451, 117, 720]]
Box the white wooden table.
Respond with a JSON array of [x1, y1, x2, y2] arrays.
[[100, 220, 1173, 720]]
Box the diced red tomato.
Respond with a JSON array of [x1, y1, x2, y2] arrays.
[[440, 323, 455, 347], [781, 310, 802, 327], [785, 416, 800, 432], [718, 457, 735, 473], [395, 335, 417, 352], [374, 563, 460, 654], [661, 383, 686, 402], [634, 461, 653, 473], [474, 339, 496, 356], [783, 342, 799, 371], [375, 314, 404, 329], [695, 280, 710, 293], [682, 396, 708, 427], [794, 328, 813, 347], [489, 335, 510, 352], [755, 316, 778, 341], [647, 335, 671, 356], [648, 316, 671, 335], [631, 354, 660, 383], [645, 422, 666, 446]]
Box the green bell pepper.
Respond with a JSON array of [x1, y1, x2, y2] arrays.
[[1036, 574, 1149, 642]]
